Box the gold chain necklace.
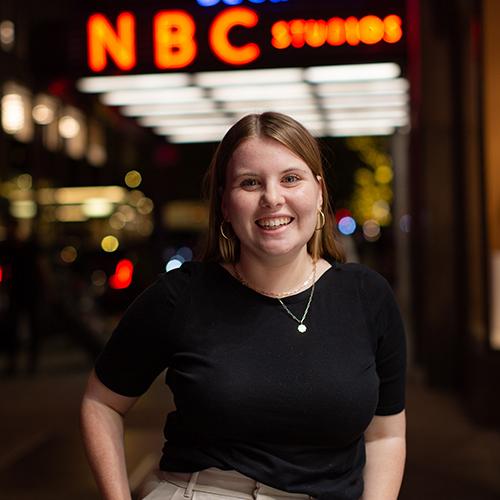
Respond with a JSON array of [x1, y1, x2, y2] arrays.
[[232, 261, 315, 299], [232, 261, 317, 334]]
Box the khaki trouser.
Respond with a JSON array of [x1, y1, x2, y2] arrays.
[[141, 467, 315, 500]]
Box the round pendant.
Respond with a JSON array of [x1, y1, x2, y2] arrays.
[[297, 324, 307, 333]]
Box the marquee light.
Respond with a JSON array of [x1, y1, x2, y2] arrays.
[[78, 63, 410, 143], [197, 0, 288, 5], [271, 14, 402, 50], [154, 10, 197, 69], [209, 7, 260, 65], [86, 9, 403, 72], [87, 12, 135, 72]]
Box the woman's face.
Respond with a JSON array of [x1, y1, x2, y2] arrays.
[[222, 136, 323, 262]]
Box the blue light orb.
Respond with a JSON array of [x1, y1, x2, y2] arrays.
[[196, 0, 220, 6], [166, 258, 183, 272], [338, 216, 356, 236], [177, 246, 193, 261]]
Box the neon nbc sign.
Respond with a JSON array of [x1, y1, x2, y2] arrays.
[[86, 7, 403, 72]]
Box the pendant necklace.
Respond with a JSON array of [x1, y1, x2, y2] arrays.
[[232, 260, 317, 334], [276, 261, 316, 333]]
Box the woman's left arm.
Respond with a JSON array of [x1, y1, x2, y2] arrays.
[[361, 410, 406, 500]]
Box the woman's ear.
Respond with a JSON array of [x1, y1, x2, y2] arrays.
[[316, 176, 324, 209]]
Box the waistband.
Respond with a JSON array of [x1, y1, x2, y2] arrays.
[[158, 468, 314, 499]]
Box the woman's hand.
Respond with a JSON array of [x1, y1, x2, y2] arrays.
[[80, 370, 139, 500], [361, 410, 406, 500]]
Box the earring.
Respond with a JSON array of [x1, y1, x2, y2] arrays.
[[220, 220, 232, 240], [315, 209, 326, 230]]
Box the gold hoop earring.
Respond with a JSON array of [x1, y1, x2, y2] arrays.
[[315, 209, 326, 231], [220, 220, 232, 240]]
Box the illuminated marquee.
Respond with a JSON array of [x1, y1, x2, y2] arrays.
[[86, 7, 403, 72], [197, 0, 288, 5]]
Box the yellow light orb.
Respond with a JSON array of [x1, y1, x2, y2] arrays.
[[372, 199, 390, 220], [379, 185, 393, 201], [101, 235, 119, 252], [125, 170, 142, 188], [17, 173, 32, 190], [354, 168, 374, 186], [375, 165, 394, 184]]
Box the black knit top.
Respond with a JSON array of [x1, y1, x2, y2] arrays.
[[95, 260, 406, 500]]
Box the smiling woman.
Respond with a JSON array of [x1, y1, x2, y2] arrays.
[[202, 112, 341, 266], [81, 112, 407, 500], [222, 136, 323, 264]]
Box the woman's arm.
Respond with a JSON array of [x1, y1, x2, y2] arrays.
[[361, 410, 406, 500], [80, 370, 139, 500]]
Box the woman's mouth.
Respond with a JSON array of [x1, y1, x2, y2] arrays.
[[255, 216, 293, 230]]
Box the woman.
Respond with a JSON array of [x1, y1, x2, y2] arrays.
[[81, 112, 406, 500]]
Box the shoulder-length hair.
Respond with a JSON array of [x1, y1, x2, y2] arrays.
[[200, 112, 345, 263]]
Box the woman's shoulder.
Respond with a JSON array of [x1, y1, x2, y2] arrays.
[[157, 260, 209, 281], [328, 260, 393, 298]]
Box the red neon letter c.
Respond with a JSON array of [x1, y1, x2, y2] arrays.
[[209, 7, 260, 66]]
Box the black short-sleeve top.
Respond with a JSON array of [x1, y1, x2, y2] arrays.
[[95, 260, 406, 500]]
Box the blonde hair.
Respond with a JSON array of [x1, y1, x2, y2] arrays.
[[201, 112, 345, 263]]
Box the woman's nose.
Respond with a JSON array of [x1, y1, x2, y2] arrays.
[[260, 182, 285, 207]]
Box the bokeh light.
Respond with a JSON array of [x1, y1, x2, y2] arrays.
[[166, 258, 183, 272], [124, 170, 142, 188], [101, 235, 119, 252], [0, 20, 15, 50], [60, 245, 77, 263], [137, 219, 154, 236], [137, 197, 154, 215], [109, 212, 127, 230], [91, 270, 107, 287], [354, 168, 374, 186], [32, 103, 54, 125], [399, 214, 411, 233], [374, 165, 393, 184], [372, 199, 390, 220], [362, 219, 381, 241], [59, 115, 80, 138], [1, 93, 24, 133], [338, 216, 356, 235], [16, 173, 32, 190], [177, 246, 193, 261]]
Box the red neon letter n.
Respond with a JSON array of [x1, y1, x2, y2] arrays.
[[87, 12, 136, 72]]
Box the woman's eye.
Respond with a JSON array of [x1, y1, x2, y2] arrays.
[[283, 174, 300, 183], [240, 178, 259, 188]]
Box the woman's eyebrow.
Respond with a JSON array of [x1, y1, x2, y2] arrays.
[[281, 167, 309, 174], [233, 171, 259, 178], [233, 167, 308, 178]]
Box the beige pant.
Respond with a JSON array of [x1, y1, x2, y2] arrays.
[[141, 467, 315, 500]]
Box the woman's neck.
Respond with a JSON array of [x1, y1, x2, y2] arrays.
[[236, 250, 314, 296]]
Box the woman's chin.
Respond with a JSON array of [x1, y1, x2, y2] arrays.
[[241, 241, 307, 260]]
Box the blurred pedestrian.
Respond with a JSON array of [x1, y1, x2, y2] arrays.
[[0, 216, 40, 375], [81, 112, 406, 500]]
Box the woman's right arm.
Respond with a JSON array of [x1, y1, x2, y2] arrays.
[[80, 370, 139, 500]]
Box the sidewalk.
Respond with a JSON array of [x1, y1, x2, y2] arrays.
[[0, 351, 499, 499]]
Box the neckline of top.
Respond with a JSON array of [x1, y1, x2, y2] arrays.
[[213, 259, 340, 305]]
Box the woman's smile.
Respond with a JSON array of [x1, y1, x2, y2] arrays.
[[255, 216, 294, 230]]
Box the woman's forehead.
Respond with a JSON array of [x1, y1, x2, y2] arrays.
[[228, 137, 308, 172]]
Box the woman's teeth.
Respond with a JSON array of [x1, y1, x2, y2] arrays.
[[256, 217, 292, 229]]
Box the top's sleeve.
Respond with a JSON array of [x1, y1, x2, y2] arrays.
[[361, 269, 407, 416], [94, 266, 192, 397]]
